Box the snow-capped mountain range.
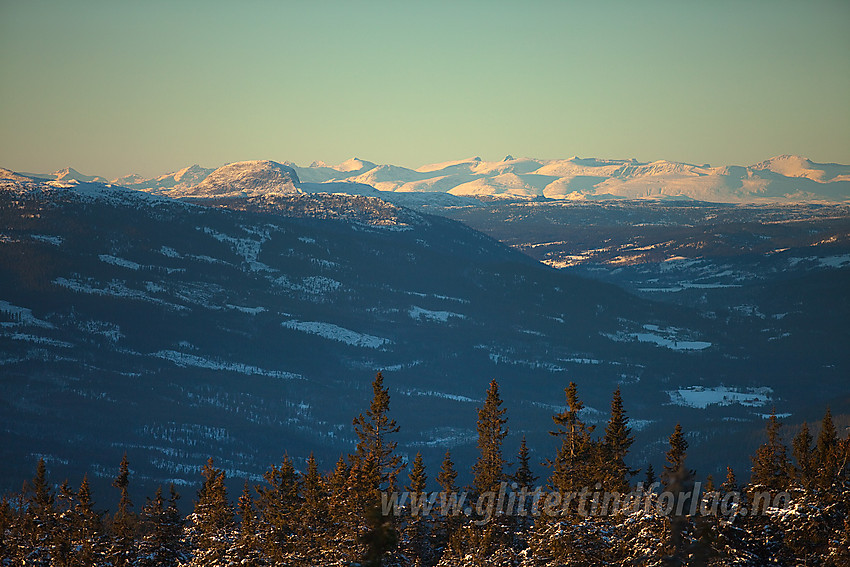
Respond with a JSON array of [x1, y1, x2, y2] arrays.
[[6, 154, 850, 203]]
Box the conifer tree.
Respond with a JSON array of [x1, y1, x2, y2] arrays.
[[792, 421, 815, 489], [435, 450, 460, 556], [187, 458, 235, 566], [601, 387, 635, 492], [352, 372, 403, 495], [472, 379, 509, 496], [549, 382, 596, 493], [138, 484, 185, 567], [750, 410, 790, 492], [232, 481, 264, 566], [662, 423, 689, 487], [644, 463, 657, 487], [513, 436, 537, 491], [18, 459, 57, 566], [326, 455, 354, 549], [814, 407, 839, 490], [407, 452, 428, 497], [30, 457, 54, 517], [349, 373, 402, 561], [54, 480, 75, 566], [403, 452, 431, 565], [437, 450, 458, 495], [59, 474, 105, 567], [721, 466, 737, 494], [256, 454, 300, 560], [298, 452, 328, 557], [110, 452, 136, 567]]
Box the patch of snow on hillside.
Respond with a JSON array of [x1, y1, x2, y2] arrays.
[[4, 333, 74, 347], [160, 246, 181, 258], [667, 386, 772, 408], [225, 304, 266, 315], [152, 350, 301, 379], [559, 356, 603, 364], [281, 320, 391, 348], [30, 234, 63, 245], [410, 427, 478, 448], [400, 388, 478, 403], [201, 227, 272, 272], [604, 324, 712, 351], [77, 320, 123, 342], [53, 277, 188, 310], [99, 254, 141, 270], [0, 300, 53, 328], [272, 275, 341, 296], [408, 306, 465, 322]]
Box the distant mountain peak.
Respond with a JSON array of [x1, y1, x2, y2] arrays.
[[52, 167, 107, 183], [177, 160, 301, 198]]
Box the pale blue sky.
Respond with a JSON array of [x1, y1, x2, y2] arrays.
[[2, 0, 849, 178]]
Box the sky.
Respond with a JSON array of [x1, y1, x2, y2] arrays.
[[1, 0, 849, 179]]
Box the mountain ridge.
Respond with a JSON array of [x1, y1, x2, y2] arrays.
[[7, 154, 850, 203]]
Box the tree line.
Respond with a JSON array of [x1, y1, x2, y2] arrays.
[[1, 373, 849, 566]]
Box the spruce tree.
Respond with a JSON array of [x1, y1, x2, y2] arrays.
[[721, 466, 738, 494], [257, 455, 301, 559], [110, 452, 136, 567], [750, 410, 790, 492], [662, 423, 689, 487], [256, 455, 300, 561], [601, 387, 635, 492], [814, 407, 839, 490], [326, 455, 353, 549], [351, 372, 403, 495], [792, 421, 815, 489], [187, 458, 236, 567], [644, 463, 657, 487], [513, 436, 537, 491], [435, 451, 460, 556], [349, 373, 402, 562], [138, 484, 185, 567], [21, 459, 56, 566], [403, 452, 431, 565], [407, 452, 428, 497], [437, 450, 458, 495], [472, 379, 509, 497], [549, 382, 596, 493], [299, 452, 328, 557], [67, 474, 105, 566], [232, 481, 263, 565]]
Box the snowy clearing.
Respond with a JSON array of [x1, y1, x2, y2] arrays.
[[399, 388, 478, 403], [0, 300, 54, 328], [408, 305, 465, 323], [667, 386, 773, 408], [152, 350, 301, 380], [281, 320, 391, 348]]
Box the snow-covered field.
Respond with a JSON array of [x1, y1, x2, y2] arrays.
[[604, 324, 712, 351], [408, 305, 465, 322], [281, 319, 391, 348], [667, 386, 773, 408], [152, 350, 301, 380], [0, 300, 54, 328]]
